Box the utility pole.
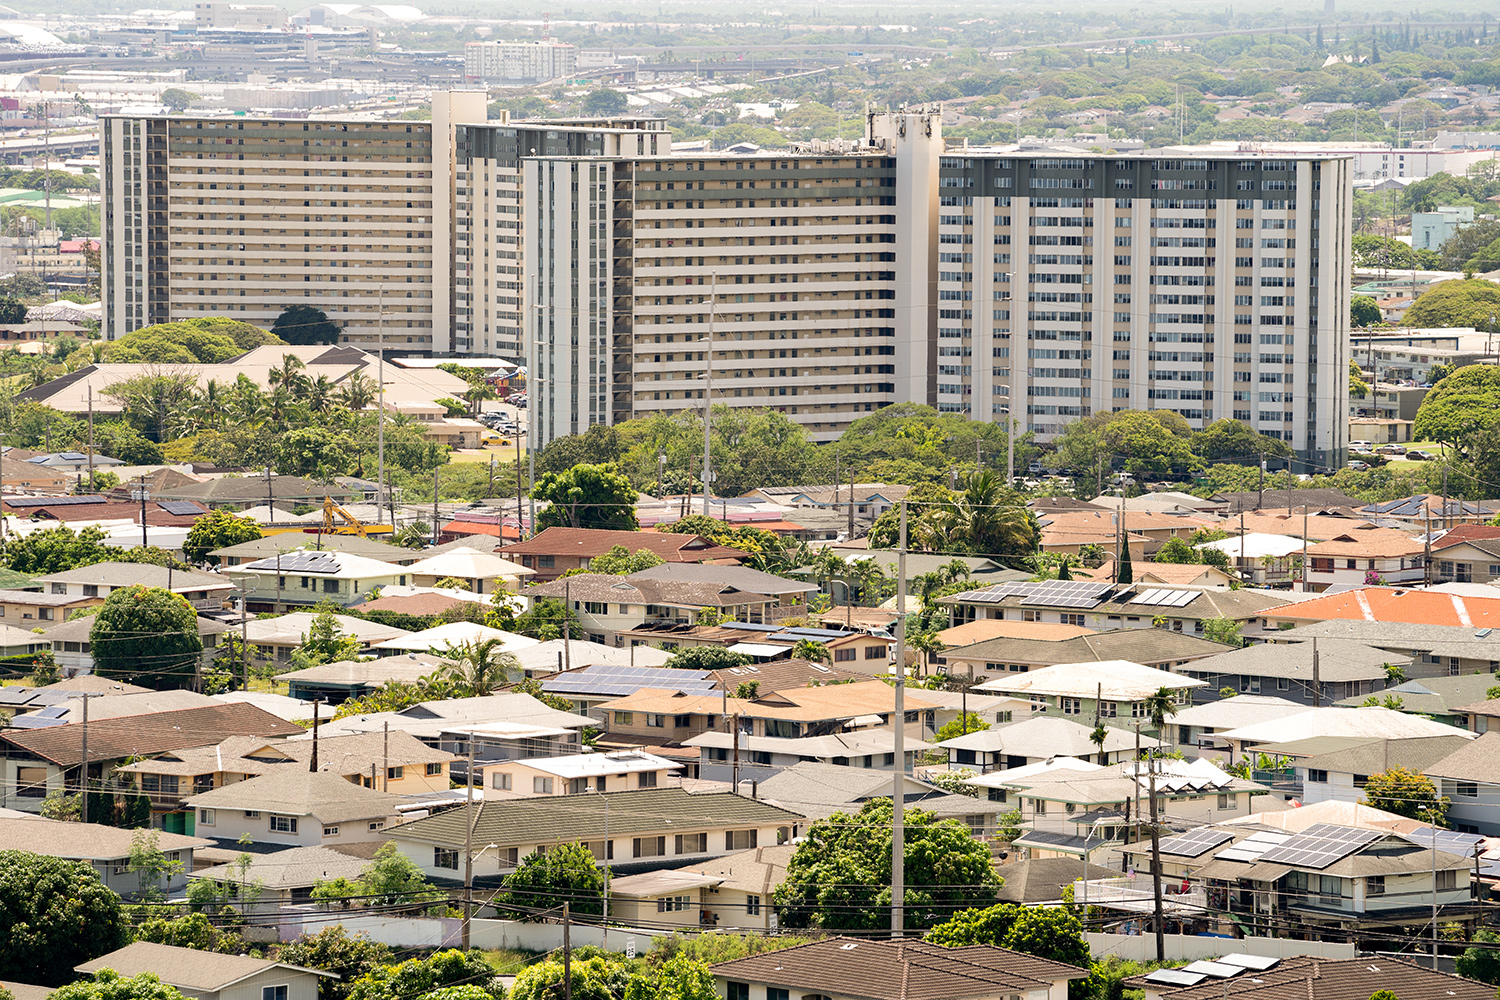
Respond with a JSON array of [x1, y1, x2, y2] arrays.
[[1441, 464, 1450, 532], [462, 738, 476, 949], [79, 693, 91, 823], [562, 901, 573, 1000], [891, 500, 907, 938], [1147, 749, 1165, 961], [432, 466, 440, 544], [382, 721, 390, 792], [731, 711, 740, 789], [1311, 637, 1320, 707], [86, 386, 94, 491], [240, 590, 249, 692], [562, 579, 571, 674], [1426, 502, 1434, 585], [376, 285, 385, 525], [309, 699, 321, 771]]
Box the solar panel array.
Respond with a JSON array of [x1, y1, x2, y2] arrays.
[[1217, 830, 1293, 862], [245, 551, 343, 574], [2, 494, 108, 507], [1406, 826, 1485, 854], [1130, 588, 1198, 608], [1144, 970, 1207, 987], [158, 500, 207, 515], [1255, 823, 1380, 869], [1156, 827, 1235, 858], [543, 664, 717, 698], [1143, 954, 1285, 988]]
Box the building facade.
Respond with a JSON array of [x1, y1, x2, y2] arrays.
[[463, 40, 578, 83]]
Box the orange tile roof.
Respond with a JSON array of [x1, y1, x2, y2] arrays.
[[1276, 587, 1500, 627]]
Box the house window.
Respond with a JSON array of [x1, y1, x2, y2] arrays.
[[263, 987, 289, 1000], [1438, 869, 1458, 890], [538, 555, 555, 568], [244, 811, 259, 819], [1061, 698, 1081, 715], [1217, 793, 1231, 809], [387, 766, 404, 780], [675, 832, 707, 853], [533, 777, 554, 794], [834, 647, 857, 662], [426, 763, 443, 776], [435, 848, 459, 870], [646, 714, 666, 728], [1458, 782, 1478, 797], [728, 985, 750, 1000], [1308, 769, 1328, 783], [726, 829, 758, 850], [614, 711, 634, 725], [987, 788, 1007, 803], [1099, 701, 1117, 718], [1368, 875, 1385, 897], [1353, 774, 1369, 788], [323, 826, 339, 837], [656, 895, 692, 912], [587, 842, 613, 861], [369, 822, 384, 831], [493, 773, 512, 790], [1277, 677, 1289, 690], [1033, 799, 1047, 816], [634, 836, 666, 858], [198, 809, 215, 826], [639, 770, 658, 788], [270, 815, 298, 833], [746, 894, 762, 915], [768, 991, 788, 1000], [83, 585, 98, 598], [864, 645, 884, 659], [323, 579, 340, 593], [1239, 676, 1261, 693], [674, 714, 692, 727]]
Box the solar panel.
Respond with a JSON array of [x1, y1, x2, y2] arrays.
[[1406, 826, 1484, 854], [1256, 823, 1380, 869], [1144, 970, 1207, 987], [2, 494, 108, 507], [244, 551, 342, 573], [1217, 830, 1292, 862], [1017, 580, 1113, 608], [1131, 588, 1198, 608], [1182, 961, 1244, 979], [542, 664, 717, 697], [1218, 954, 1280, 971], [1156, 827, 1235, 858], [158, 500, 207, 515]]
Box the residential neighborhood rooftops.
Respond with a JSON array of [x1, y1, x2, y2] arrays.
[[938, 716, 1159, 758], [1423, 731, 1500, 783], [234, 550, 405, 579], [0, 816, 209, 860], [511, 750, 682, 779], [1188, 638, 1407, 683], [974, 659, 1207, 699], [500, 527, 746, 563], [708, 937, 1088, 1000], [627, 561, 818, 595], [934, 619, 1095, 646], [0, 702, 304, 766], [1218, 705, 1476, 747], [1169, 695, 1309, 731], [184, 768, 407, 824], [1297, 735, 1474, 777], [524, 573, 778, 609], [34, 563, 232, 591], [210, 534, 416, 563], [404, 546, 534, 581], [274, 654, 446, 688], [244, 612, 412, 646], [946, 628, 1232, 670], [371, 621, 540, 654], [76, 942, 333, 991], [188, 844, 369, 890], [1129, 955, 1493, 1000], [1269, 587, 1500, 627], [596, 680, 936, 723]]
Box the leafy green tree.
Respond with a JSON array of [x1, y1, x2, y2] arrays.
[[160, 88, 198, 112], [621, 955, 720, 1000], [182, 509, 262, 566], [345, 949, 504, 1000], [774, 799, 1001, 932], [90, 586, 203, 690], [53, 972, 187, 1000], [277, 426, 357, 478], [509, 596, 583, 640], [126, 829, 183, 902], [1455, 930, 1500, 985], [1361, 766, 1449, 825], [791, 638, 830, 662], [0, 851, 129, 986], [927, 902, 1089, 967], [436, 637, 520, 696], [588, 545, 666, 575], [1351, 360, 1371, 399], [1404, 279, 1500, 329], [582, 89, 629, 115], [536, 423, 626, 476], [271, 305, 341, 345], [1351, 295, 1383, 328], [107, 324, 241, 364], [1201, 617, 1243, 647], [1191, 418, 1292, 463], [102, 372, 199, 442], [0, 524, 113, 573], [311, 842, 442, 908], [495, 842, 604, 921], [933, 713, 990, 743], [511, 955, 624, 1000], [300, 609, 362, 666], [664, 646, 752, 670], [0, 297, 25, 324], [532, 463, 639, 531], [1414, 365, 1500, 455], [93, 421, 165, 465], [274, 928, 391, 1000], [132, 911, 243, 953]]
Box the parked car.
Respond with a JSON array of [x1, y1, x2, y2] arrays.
[[1347, 459, 1370, 471], [1376, 444, 1407, 455], [1028, 461, 1045, 474], [1408, 449, 1439, 461], [1350, 440, 1375, 453]]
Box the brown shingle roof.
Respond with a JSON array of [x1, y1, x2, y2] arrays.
[[350, 592, 484, 616], [709, 938, 1086, 1000], [1129, 955, 1493, 1000], [499, 527, 746, 563], [0, 702, 304, 766]]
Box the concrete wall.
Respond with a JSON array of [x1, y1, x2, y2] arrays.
[[276, 911, 660, 953], [1085, 932, 1355, 962]]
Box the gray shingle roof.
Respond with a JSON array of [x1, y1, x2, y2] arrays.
[[1425, 731, 1500, 783], [189, 844, 368, 890], [945, 627, 1232, 666], [0, 816, 209, 861], [184, 769, 406, 824], [388, 788, 804, 849], [938, 716, 1156, 757], [76, 942, 333, 991], [627, 562, 816, 595], [33, 563, 231, 590], [1297, 735, 1472, 776], [1185, 639, 1405, 682], [994, 857, 1124, 903]]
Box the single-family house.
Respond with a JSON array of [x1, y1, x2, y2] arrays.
[[184, 769, 409, 847], [184, 844, 368, 940], [0, 816, 209, 897], [1131, 955, 1493, 1000], [973, 659, 1206, 730], [938, 716, 1161, 776], [615, 844, 794, 933], [939, 579, 1290, 638], [752, 760, 1007, 836], [1334, 672, 1499, 728], [1263, 587, 1500, 630], [937, 628, 1229, 682], [1215, 705, 1475, 759], [1305, 526, 1428, 589], [687, 728, 930, 783], [277, 654, 447, 702], [1268, 619, 1500, 678], [43, 613, 233, 679], [209, 533, 422, 567], [370, 621, 539, 657], [481, 749, 681, 798], [385, 787, 805, 878], [226, 551, 412, 613], [1423, 732, 1500, 835], [34, 563, 235, 614], [1177, 639, 1406, 706], [1296, 735, 1473, 806], [76, 942, 332, 1000], [243, 612, 413, 668], [499, 527, 746, 583], [404, 546, 535, 594], [0, 588, 98, 624], [1167, 695, 1310, 754], [522, 574, 783, 646]]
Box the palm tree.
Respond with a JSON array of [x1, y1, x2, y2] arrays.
[[394, 523, 429, 549], [810, 549, 848, 606], [437, 637, 520, 696], [791, 639, 830, 663], [1142, 685, 1180, 738], [339, 371, 378, 411], [907, 628, 944, 676], [191, 379, 228, 431], [268, 353, 309, 397], [462, 381, 496, 417], [306, 375, 336, 414]]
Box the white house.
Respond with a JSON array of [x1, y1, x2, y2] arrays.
[[184, 769, 408, 847], [227, 551, 412, 613]]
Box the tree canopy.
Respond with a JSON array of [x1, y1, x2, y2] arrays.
[[271, 305, 341, 346], [0, 851, 129, 986], [1360, 766, 1449, 825], [773, 799, 1002, 932], [273, 928, 391, 1000], [926, 902, 1090, 967], [495, 842, 604, 921], [345, 950, 504, 1000], [182, 509, 262, 566], [90, 585, 204, 690], [1403, 278, 1500, 328], [1413, 365, 1500, 455], [532, 463, 639, 531]]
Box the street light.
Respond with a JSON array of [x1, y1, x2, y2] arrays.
[[130, 479, 149, 548]]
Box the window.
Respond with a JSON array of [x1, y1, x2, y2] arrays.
[[1032, 799, 1047, 815], [614, 711, 634, 725], [864, 645, 885, 659], [1458, 781, 1479, 797], [323, 826, 339, 837], [435, 848, 459, 870], [746, 894, 762, 915], [1061, 697, 1081, 715], [244, 811, 259, 819], [675, 832, 707, 853], [198, 808, 215, 826], [270, 815, 298, 833], [263, 987, 289, 1000], [1217, 793, 1230, 810], [533, 777, 554, 794], [369, 821, 384, 831], [634, 836, 667, 858], [728, 985, 750, 1000], [726, 829, 758, 850], [1368, 875, 1386, 897], [386, 766, 404, 780], [1353, 774, 1370, 789], [1438, 869, 1458, 890], [426, 762, 443, 776], [834, 647, 857, 662], [656, 895, 692, 912], [1307, 769, 1328, 783], [646, 714, 666, 728], [492, 772, 512, 790], [639, 770, 658, 788]]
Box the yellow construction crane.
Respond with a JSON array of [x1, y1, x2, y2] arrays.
[[319, 497, 394, 537]]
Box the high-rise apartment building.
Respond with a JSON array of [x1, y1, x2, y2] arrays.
[[463, 40, 578, 83], [100, 98, 1351, 468], [100, 94, 487, 352]]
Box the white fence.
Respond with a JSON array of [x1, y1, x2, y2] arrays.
[[275, 909, 659, 954], [1086, 932, 1356, 962]]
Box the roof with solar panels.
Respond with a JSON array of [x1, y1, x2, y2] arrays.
[[935, 578, 1292, 621]]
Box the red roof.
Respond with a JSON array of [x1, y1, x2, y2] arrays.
[[1437, 524, 1500, 544], [58, 239, 99, 254], [500, 526, 746, 563], [1280, 586, 1500, 628], [440, 518, 519, 541]]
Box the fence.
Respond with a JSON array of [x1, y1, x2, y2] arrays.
[[1085, 932, 1356, 962], [275, 908, 659, 953]]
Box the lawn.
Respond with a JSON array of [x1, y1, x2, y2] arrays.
[[477, 947, 545, 973]]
